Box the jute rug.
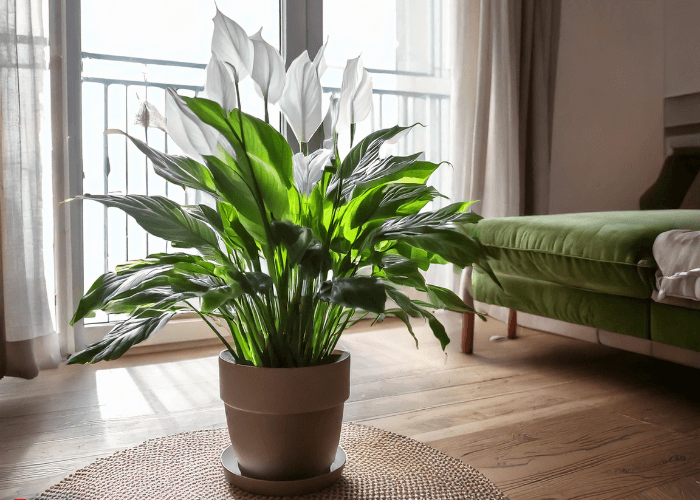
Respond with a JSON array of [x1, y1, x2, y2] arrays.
[[37, 422, 508, 499]]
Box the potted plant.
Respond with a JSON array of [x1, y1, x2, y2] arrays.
[[67, 8, 496, 494]]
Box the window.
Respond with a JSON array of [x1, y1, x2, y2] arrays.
[[61, 0, 452, 348]]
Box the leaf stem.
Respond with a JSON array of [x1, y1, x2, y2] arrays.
[[185, 301, 238, 360]]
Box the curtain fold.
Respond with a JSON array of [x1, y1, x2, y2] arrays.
[[0, 0, 60, 379], [450, 0, 560, 218]]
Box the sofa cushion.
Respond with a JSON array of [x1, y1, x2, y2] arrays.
[[473, 271, 650, 338], [469, 210, 700, 298], [650, 302, 700, 352]]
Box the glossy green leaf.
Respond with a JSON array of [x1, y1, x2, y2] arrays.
[[427, 285, 477, 314], [201, 284, 244, 313], [318, 277, 386, 314], [68, 311, 176, 364], [184, 98, 291, 220], [105, 129, 218, 195], [79, 194, 221, 251], [271, 220, 331, 276]]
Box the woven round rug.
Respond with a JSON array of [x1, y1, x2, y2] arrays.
[[38, 422, 508, 499]]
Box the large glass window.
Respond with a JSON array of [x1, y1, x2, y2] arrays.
[[323, 0, 452, 196]]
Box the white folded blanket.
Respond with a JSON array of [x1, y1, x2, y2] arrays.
[[652, 229, 700, 308]]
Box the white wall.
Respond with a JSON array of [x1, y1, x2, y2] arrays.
[[548, 0, 664, 214]]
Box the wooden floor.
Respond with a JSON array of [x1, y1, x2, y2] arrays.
[[2, 313, 700, 499]]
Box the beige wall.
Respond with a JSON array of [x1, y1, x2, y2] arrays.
[[548, 0, 664, 214], [665, 0, 700, 97]]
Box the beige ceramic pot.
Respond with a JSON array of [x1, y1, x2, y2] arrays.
[[219, 350, 351, 481]]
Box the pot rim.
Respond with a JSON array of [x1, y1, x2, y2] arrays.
[[219, 349, 350, 370]]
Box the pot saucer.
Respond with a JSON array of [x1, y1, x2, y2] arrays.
[[221, 446, 346, 497]]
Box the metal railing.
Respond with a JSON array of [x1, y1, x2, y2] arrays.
[[81, 52, 450, 322]]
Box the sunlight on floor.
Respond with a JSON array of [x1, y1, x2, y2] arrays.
[[95, 367, 155, 419]]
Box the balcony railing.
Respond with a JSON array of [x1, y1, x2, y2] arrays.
[[80, 52, 450, 323]]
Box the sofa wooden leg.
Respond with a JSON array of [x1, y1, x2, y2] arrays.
[[507, 309, 517, 339], [462, 311, 475, 354]]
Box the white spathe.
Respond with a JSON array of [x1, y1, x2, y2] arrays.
[[279, 51, 323, 146], [165, 88, 220, 161], [293, 149, 333, 196], [336, 55, 373, 136], [312, 37, 329, 78], [249, 29, 286, 104], [211, 8, 254, 82], [205, 53, 238, 111], [322, 96, 340, 149]]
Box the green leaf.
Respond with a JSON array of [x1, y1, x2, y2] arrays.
[[376, 254, 426, 290], [385, 287, 422, 318], [218, 201, 261, 260], [71, 262, 176, 324], [237, 272, 274, 294], [349, 184, 442, 229], [342, 154, 443, 201], [394, 228, 484, 268], [179, 97, 239, 147], [67, 311, 176, 364], [105, 129, 218, 194], [366, 202, 485, 267], [186, 204, 224, 233], [336, 124, 419, 182], [318, 277, 386, 314], [203, 154, 267, 241], [102, 287, 194, 315], [183, 98, 292, 220], [418, 307, 451, 350], [427, 285, 477, 314], [384, 308, 418, 348], [271, 220, 331, 276], [201, 284, 244, 313], [79, 194, 221, 251], [227, 109, 293, 191]]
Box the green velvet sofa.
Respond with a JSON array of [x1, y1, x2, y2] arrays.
[[461, 210, 700, 367]]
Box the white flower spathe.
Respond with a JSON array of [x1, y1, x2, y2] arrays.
[[336, 55, 373, 135], [249, 29, 286, 104], [322, 96, 340, 150], [211, 8, 254, 82], [312, 37, 329, 78], [205, 53, 238, 111], [164, 88, 220, 161], [279, 51, 323, 146], [293, 149, 333, 196]]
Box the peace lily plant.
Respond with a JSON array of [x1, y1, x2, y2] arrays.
[[67, 8, 496, 369]]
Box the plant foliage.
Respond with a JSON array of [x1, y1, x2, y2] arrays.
[[68, 10, 496, 367]]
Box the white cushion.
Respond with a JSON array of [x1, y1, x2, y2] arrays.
[[653, 230, 700, 304]]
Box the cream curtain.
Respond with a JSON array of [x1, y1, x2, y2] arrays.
[[0, 0, 60, 379], [450, 0, 560, 218]]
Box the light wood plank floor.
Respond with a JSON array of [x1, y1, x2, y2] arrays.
[[1, 313, 700, 499]]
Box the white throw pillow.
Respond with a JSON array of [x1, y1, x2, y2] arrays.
[[653, 230, 700, 304]]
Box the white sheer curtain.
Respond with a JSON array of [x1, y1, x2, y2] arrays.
[[451, 0, 560, 313], [450, 0, 521, 219], [0, 0, 60, 379]]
